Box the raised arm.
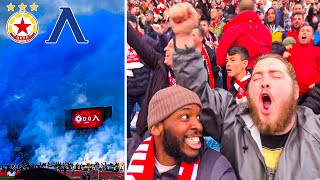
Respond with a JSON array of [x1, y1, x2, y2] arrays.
[[198, 0, 211, 22], [169, 2, 237, 141], [127, 22, 163, 69]]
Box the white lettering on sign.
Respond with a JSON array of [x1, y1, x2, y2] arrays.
[[74, 114, 100, 123]]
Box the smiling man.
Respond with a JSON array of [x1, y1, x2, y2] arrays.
[[127, 86, 236, 180], [170, 2, 320, 179]]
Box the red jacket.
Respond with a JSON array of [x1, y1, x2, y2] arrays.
[[287, 43, 320, 95], [286, 26, 301, 42], [216, 11, 272, 69]]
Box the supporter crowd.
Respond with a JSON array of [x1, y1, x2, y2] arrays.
[[127, 0, 320, 137], [126, 0, 320, 179], [0, 161, 124, 174]]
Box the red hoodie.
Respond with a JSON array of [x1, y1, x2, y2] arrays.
[[216, 11, 272, 69], [287, 42, 320, 95]]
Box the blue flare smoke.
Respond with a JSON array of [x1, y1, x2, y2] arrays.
[[0, 10, 124, 164]]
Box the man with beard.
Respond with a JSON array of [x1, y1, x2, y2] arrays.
[[287, 13, 305, 41], [170, 2, 320, 179], [127, 86, 236, 180]]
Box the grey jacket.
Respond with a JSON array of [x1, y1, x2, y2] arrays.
[[173, 48, 320, 180]]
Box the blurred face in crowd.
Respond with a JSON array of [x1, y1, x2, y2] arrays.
[[267, 8, 276, 24], [298, 26, 314, 44], [293, 4, 304, 14], [192, 28, 204, 47], [210, 8, 219, 20], [160, 104, 203, 163], [200, 20, 209, 35], [318, 23, 320, 33], [221, 1, 226, 8], [261, 0, 267, 4], [164, 39, 174, 69], [248, 57, 298, 135], [145, 12, 154, 22], [218, 8, 223, 18], [272, 1, 279, 8], [131, 7, 140, 16], [226, 53, 248, 80], [292, 14, 304, 29], [282, 0, 289, 5], [257, 11, 265, 21]]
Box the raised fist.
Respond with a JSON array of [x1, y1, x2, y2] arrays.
[[169, 2, 198, 37]]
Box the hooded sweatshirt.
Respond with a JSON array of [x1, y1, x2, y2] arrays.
[[216, 11, 272, 69]]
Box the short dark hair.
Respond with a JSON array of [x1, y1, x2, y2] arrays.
[[145, 10, 154, 16], [15, 168, 70, 180], [200, 17, 209, 25], [194, 25, 205, 38], [292, 12, 304, 18], [127, 12, 137, 23], [293, 2, 304, 7], [227, 46, 249, 60]]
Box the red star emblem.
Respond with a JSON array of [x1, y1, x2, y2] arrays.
[[128, 47, 134, 53], [14, 18, 31, 34]]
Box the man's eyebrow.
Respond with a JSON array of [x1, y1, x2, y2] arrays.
[[180, 107, 193, 111], [252, 70, 284, 76], [269, 70, 284, 74], [252, 71, 262, 76]]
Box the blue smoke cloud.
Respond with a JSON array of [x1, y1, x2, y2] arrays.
[[0, 8, 124, 164]]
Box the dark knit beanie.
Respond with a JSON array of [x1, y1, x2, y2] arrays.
[[147, 85, 202, 129]]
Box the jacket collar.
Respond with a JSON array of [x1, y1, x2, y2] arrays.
[[223, 11, 261, 31], [237, 106, 264, 155]]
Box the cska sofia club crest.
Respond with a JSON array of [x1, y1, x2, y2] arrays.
[[6, 3, 39, 44]]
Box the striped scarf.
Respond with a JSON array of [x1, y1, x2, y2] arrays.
[[127, 136, 200, 180], [168, 71, 176, 87], [234, 71, 251, 104], [201, 45, 215, 89]]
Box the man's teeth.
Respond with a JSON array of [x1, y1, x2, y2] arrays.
[[187, 137, 199, 144]]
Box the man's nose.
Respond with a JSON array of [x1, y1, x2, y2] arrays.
[[190, 118, 203, 131], [261, 76, 271, 88]]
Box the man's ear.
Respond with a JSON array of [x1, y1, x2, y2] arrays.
[[150, 123, 164, 136], [294, 84, 299, 100], [243, 60, 249, 68]]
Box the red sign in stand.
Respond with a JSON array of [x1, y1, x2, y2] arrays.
[[72, 108, 103, 129]]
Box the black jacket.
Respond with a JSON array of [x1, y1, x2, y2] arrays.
[[127, 22, 171, 135], [303, 82, 320, 114]]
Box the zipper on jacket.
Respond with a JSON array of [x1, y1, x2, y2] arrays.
[[243, 127, 269, 179]]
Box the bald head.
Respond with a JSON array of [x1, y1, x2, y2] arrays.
[[239, 0, 255, 13]]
